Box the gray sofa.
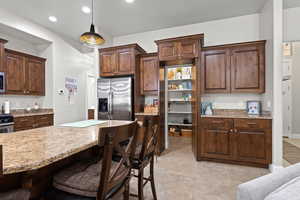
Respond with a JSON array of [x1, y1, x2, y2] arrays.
[[237, 163, 300, 200]]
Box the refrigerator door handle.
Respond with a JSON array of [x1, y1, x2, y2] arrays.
[[109, 91, 113, 120]]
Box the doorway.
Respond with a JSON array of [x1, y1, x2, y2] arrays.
[[282, 42, 300, 166], [86, 73, 97, 120]]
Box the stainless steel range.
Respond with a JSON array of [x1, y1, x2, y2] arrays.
[[0, 114, 14, 133]]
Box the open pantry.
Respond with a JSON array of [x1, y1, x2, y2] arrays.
[[167, 64, 193, 137]]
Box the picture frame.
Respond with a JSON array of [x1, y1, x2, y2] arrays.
[[247, 101, 261, 115]]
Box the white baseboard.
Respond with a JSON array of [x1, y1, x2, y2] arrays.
[[269, 164, 284, 172]]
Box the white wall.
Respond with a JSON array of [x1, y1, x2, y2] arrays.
[[114, 14, 260, 52], [286, 42, 300, 136], [114, 14, 266, 110], [284, 7, 300, 42], [0, 8, 113, 124], [260, 0, 283, 168]]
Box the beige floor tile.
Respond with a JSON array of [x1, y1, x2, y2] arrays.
[[115, 136, 269, 200]]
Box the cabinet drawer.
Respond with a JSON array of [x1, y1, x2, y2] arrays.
[[14, 116, 35, 131], [34, 114, 54, 128], [201, 118, 233, 130], [234, 119, 271, 129]]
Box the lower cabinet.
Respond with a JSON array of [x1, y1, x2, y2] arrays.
[[14, 114, 54, 132], [199, 118, 272, 167]]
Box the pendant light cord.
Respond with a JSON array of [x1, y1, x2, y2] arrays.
[[92, 0, 94, 25]]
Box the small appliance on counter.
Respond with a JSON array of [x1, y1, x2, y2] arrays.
[[0, 114, 14, 133], [2, 100, 10, 114]]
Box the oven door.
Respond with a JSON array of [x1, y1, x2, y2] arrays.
[[0, 123, 14, 133], [0, 72, 5, 93]]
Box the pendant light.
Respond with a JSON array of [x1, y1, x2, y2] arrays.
[[80, 0, 105, 46]]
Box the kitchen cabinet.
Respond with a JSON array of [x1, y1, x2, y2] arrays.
[[4, 49, 46, 96], [14, 114, 54, 132], [99, 44, 146, 77], [0, 39, 7, 72], [201, 49, 231, 93], [140, 53, 159, 94], [199, 117, 272, 167], [201, 40, 266, 94], [155, 34, 203, 61]]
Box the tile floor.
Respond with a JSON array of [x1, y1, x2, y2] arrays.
[[120, 136, 269, 200], [283, 138, 300, 167]]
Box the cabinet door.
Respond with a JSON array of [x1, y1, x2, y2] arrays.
[[178, 40, 199, 59], [14, 116, 35, 131], [5, 52, 26, 94], [201, 49, 231, 93], [158, 42, 178, 61], [231, 44, 265, 93], [100, 51, 117, 77], [140, 56, 159, 94], [117, 48, 134, 75], [26, 58, 45, 96], [234, 119, 272, 164], [34, 114, 54, 128], [200, 119, 234, 160]]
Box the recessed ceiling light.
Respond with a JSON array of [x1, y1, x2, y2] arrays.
[[48, 16, 57, 22], [82, 6, 91, 14], [125, 0, 135, 3]]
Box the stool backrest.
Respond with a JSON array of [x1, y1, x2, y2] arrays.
[[97, 120, 138, 200], [138, 116, 159, 161], [0, 145, 2, 176]]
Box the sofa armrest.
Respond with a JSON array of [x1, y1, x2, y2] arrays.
[[237, 163, 300, 200]]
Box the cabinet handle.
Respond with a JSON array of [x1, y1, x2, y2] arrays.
[[247, 122, 257, 126]]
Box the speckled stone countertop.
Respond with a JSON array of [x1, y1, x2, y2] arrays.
[[201, 109, 272, 120], [11, 109, 54, 117], [135, 112, 159, 116], [0, 120, 131, 175]]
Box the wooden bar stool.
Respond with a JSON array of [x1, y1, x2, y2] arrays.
[[0, 145, 31, 200], [47, 120, 139, 200], [131, 116, 159, 200]]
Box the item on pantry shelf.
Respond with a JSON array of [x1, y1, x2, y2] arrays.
[[168, 69, 175, 80], [144, 105, 158, 113], [183, 118, 190, 124], [178, 84, 183, 90], [181, 129, 192, 137], [247, 101, 261, 115]]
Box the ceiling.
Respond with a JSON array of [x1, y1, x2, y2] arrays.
[[0, 0, 298, 48]]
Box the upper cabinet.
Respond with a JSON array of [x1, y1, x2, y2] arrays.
[[140, 53, 159, 95], [0, 39, 7, 72], [4, 49, 46, 96], [155, 34, 204, 61], [99, 44, 146, 77], [201, 40, 266, 94]]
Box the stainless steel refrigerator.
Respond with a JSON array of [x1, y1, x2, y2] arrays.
[[97, 77, 133, 120]]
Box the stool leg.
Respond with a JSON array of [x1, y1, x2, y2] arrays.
[[138, 169, 144, 200], [123, 178, 130, 200], [150, 157, 158, 200]]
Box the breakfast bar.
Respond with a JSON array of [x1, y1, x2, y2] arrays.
[[0, 120, 132, 198]]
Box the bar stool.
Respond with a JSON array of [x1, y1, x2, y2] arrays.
[[47, 120, 139, 200], [0, 145, 31, 200], [131, 116, 159, 200]]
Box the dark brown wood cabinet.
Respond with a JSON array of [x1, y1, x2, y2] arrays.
[[199, 117, 272, 167], [0, 39, 7, 73], [99, 44, 146, 77], [201, 48, 231, 93], [14, 114, 54, 132], [202, 41, 266, 94], [155, 34, 203, 61], [140, 53, 159, 95], [4, 49, 46, 96]]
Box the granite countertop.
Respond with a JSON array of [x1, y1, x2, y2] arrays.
[[201, 109, 272, 120], [0, 120, 131, 175], [135, 112, 159, 116], [11, 109, 54, 117]]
